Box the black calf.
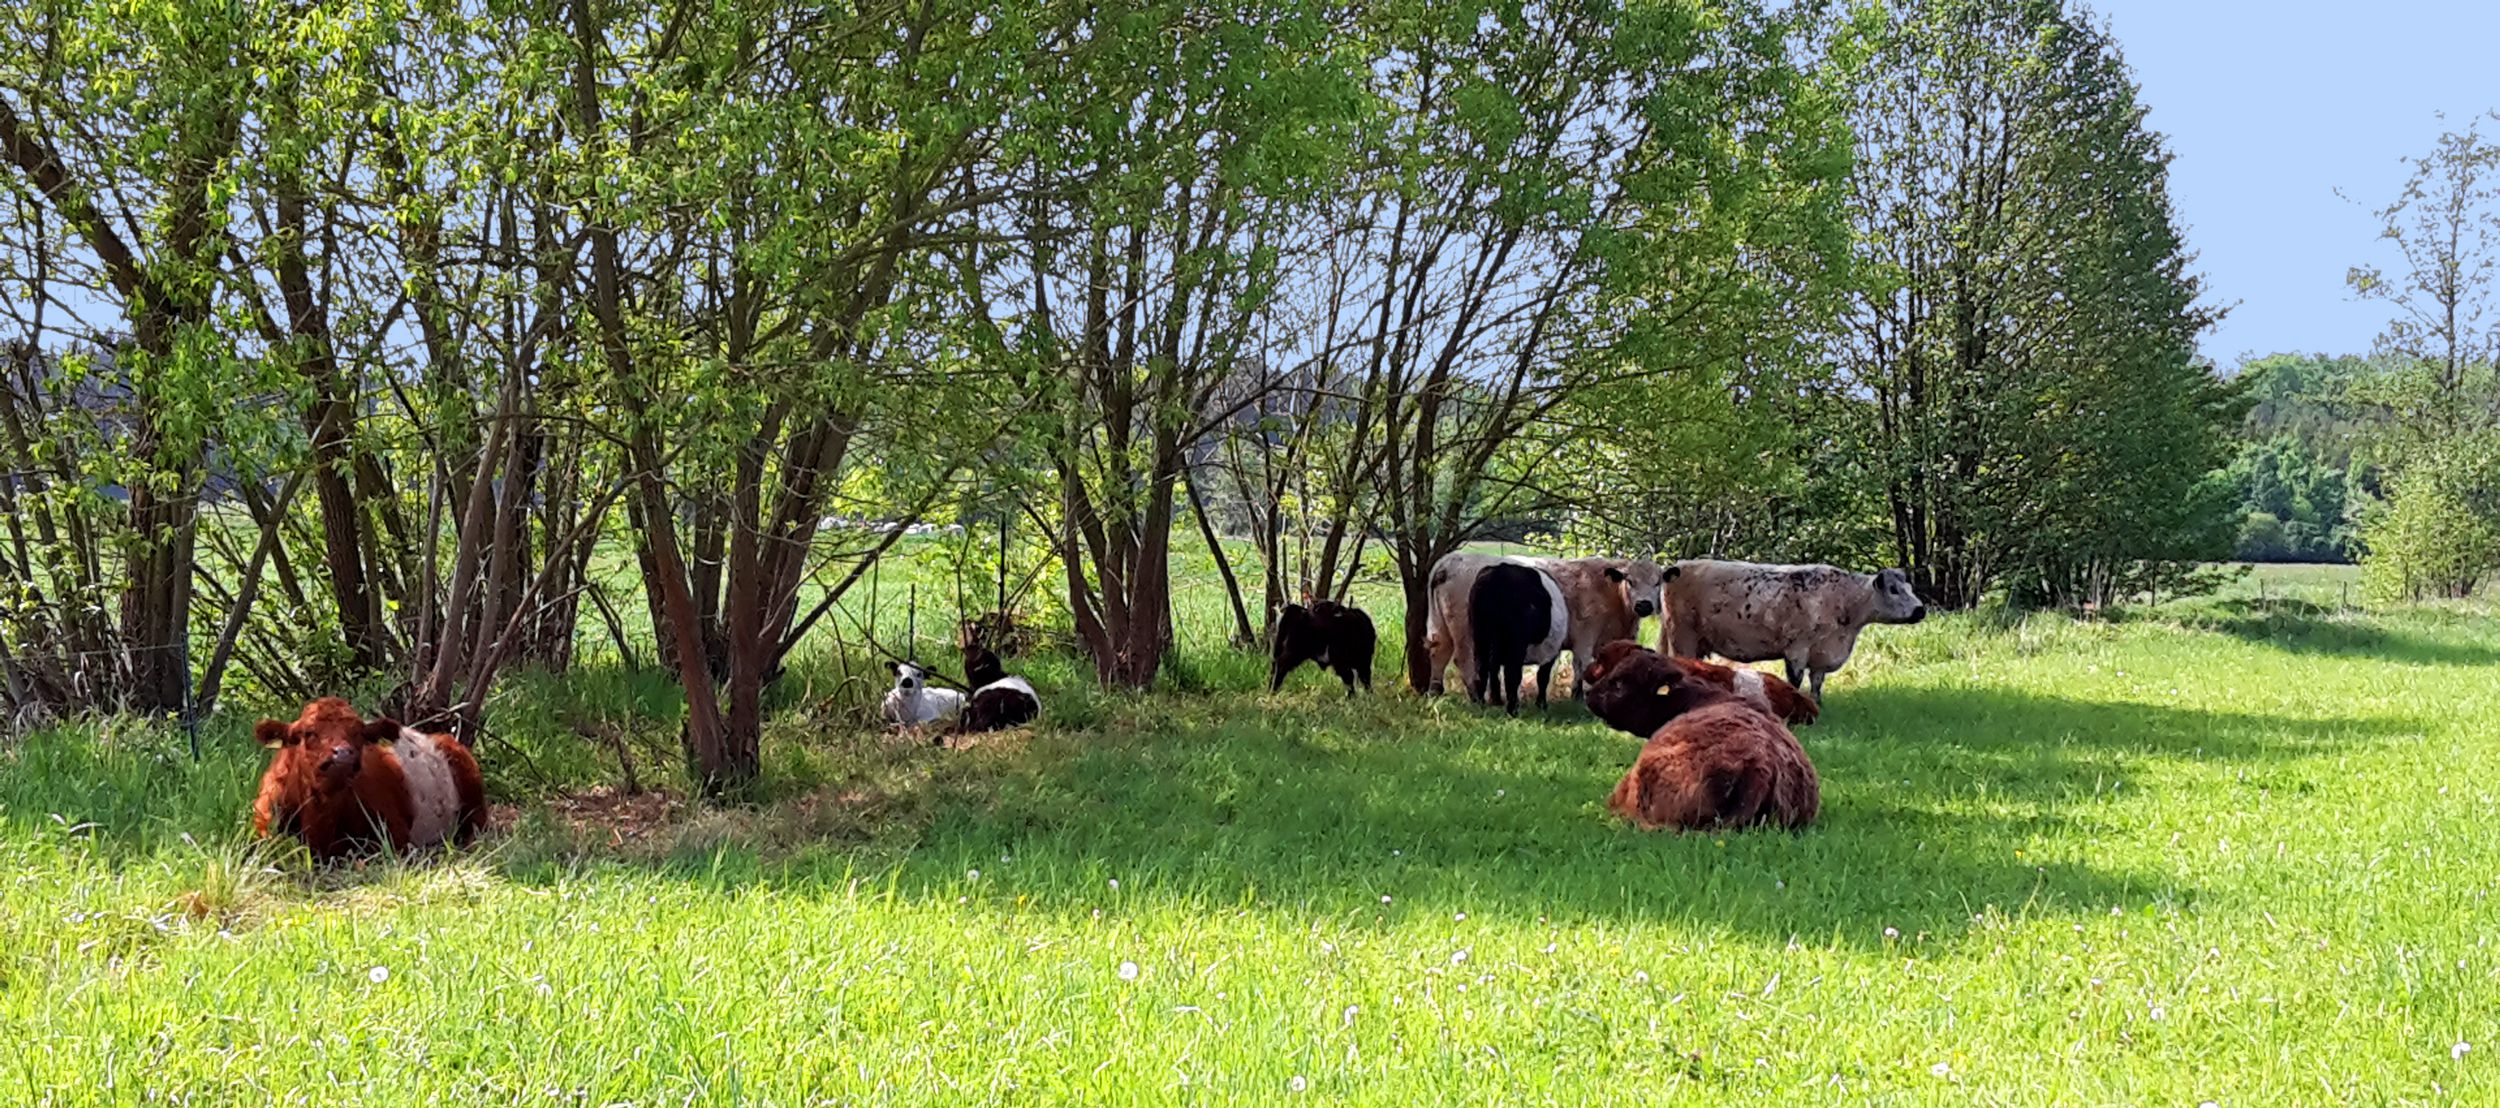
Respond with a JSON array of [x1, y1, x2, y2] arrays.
[[1270, 600, 1377, 693]]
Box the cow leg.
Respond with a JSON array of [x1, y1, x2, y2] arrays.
[[1337, 663, 1358, 695], [1785, 654, 1809, 692], [1535, 660, 1555, 713], [1428, 626, 1456, 696], [1501, 663, 1522, 716], [1809, 668, 1828, 703]]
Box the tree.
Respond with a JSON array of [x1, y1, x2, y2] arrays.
[[2348, 116, 2500, 597], [1828, 0, 2232, 609], [992, 0, 1365, 689], [1286, 0, 1849, 690], [2347, 114, 2500, 444]]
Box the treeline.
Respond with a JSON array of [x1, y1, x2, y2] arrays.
[[2, 0, 2236, 785]]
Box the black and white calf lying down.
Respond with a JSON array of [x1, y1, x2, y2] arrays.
[[880, 646, 1041, 741]]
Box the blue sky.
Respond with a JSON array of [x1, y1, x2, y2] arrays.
[[2087, 1, 2500, 369]]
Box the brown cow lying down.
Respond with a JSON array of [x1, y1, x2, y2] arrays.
[[1580, 640, 1819, 733], [254, 698, 487, 861], [1608, 698, 1821, 832]]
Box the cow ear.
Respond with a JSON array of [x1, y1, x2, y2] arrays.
[[254, 720, 291, 749], [1663, 566, 1681, 582], [361, 719, 403, 746]]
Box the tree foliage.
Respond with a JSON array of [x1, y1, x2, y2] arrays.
[[1822, 0, 2234, 610]]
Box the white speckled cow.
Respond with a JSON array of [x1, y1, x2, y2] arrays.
[[1659, 560, 1926, 701]]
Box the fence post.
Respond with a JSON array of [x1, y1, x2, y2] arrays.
[[177, 635, 199, 762]]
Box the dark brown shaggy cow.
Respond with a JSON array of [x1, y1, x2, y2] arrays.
[[1269, 599, 1377, 693], [1607, 698, 1821, 832], [1581, 640, 1820, 734], [252, 698, 487, 861]]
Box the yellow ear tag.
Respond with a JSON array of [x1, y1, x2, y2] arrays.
[[1655, 684, 1676, 696]]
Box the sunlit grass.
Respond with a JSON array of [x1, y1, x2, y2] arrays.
[[4, 583, 2496, 1103]]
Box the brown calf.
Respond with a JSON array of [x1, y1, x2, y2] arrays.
[[253, 698, 487, 861]]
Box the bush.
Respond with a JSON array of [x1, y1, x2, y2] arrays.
[[2361, 431, 2500, 600]]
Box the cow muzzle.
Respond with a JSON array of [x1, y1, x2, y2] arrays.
[[1634, 599, 1656, 618]]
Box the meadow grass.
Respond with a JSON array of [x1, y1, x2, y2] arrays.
[[2, 565, 2495, 1104]]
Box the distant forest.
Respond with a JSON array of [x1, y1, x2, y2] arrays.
[[2220, 354, 2382, 564]]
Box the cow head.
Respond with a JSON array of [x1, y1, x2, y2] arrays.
[[1583, 638, 1648, 684], [256, 698, 401, 792], [1870, 568, 1927, 623], [892, 661, 930, 697], [963, 644, 1009, 688], [1605, 560, 1672, 621]]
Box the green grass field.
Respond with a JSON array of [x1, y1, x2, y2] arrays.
[[3, 564, 2496, 1104]]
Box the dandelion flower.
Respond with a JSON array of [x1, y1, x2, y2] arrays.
[[367, 966, 389, 984], [968, 869, 981, 881], [1108, 879, 1120, 891], [1454, 913, 1467, 922], [1289, 1076, 1307, 1093], [1342, 1004, 1360, 1025], [1381, 895, 1392, 905], [1450, 949, 1469, 966], [2149, 1004, 2165, 1021], [1931, 1062, 1951, 1078], [1884, 927, 1900, 940], [1118, 961, 1141, 982], [2455, 1042, 2473, 1060]]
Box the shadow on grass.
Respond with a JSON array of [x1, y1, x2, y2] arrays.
[[475, 679, 2396, 950], [2141, 598, 2500, 668]]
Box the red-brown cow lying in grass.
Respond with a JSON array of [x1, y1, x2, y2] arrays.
[[1583, 640, 1819, 832], [253, 698, 487, 861], [1580, 639, 1818, 732], [1607, 696, 1821, 832]]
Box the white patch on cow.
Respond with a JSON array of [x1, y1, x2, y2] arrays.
[[390, 728, 462, 849], [973, 675, 1038, 705], [1733, 667, 1769, 713], [1525, 571, 1570, 665]]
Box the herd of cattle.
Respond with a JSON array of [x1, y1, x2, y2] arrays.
[[249, 553, 1925, 859], [1293, 553, 1927, 832]]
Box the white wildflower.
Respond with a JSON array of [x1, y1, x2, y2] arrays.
[[2455, 1042, 2472, 1060], [1118, 961, 1140, 982], [367, 965, 389, 984], [1289, 1076, 1307, 1093]]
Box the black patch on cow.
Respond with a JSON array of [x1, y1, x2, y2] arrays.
[[1469, 563, 1554, 717]]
